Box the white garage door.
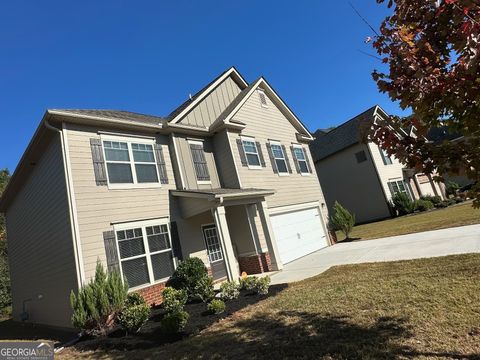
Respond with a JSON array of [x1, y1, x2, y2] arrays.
[[270, 207, 328, 264]]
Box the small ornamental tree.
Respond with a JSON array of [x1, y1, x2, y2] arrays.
[[329, 202, 356, 240], [70, 262, 128, 336], [368, 0, 480, 207]]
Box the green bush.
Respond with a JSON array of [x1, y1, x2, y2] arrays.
[[70, 262, 128, 336], [168, 258, 214, 302], [415, 199, 434, 212], [161, 310, 189, 334], [125, 292, 145, 307], [454, 197, 465, 203], [162, 287, 187, 313], [436, 201, 449, 208], [391, 193, 415, 215], [254, 276, 271, 295], [446, 181, 460, 196], [118, 302, 150, 335], [329, 202, 355, 239], [219, 281, 240, 301], [207, 299, 226, 315], [240, 276, 258, 291], [420, 195, 442, 206]]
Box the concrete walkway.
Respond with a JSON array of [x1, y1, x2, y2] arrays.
[[270, 224, 480, 284]]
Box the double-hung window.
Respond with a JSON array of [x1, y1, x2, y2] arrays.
[[379, 146, 393, 165], [115, 220, 175, 289], [103, 137, 160, 188], [388, 180, 412, 199], [292, 145, 310, 174], [242, 137, 261, 168], [270, 142, 289, 174]]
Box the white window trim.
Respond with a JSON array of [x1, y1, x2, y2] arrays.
[[187, 139, 212, 185], [257, 89, 268, 108], [241, 136, 262, 170], [101, 134, 162, 190], [388, 178, 413, 200], [269, 140, 289, 176], [292, 144, 311, 176], [113, 218, 176, 292]]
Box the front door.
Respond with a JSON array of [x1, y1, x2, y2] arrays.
[[202, 225, 227, 281]]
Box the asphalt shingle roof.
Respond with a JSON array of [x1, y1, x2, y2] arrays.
[[50, 109, 165, 126], [309, 106, 377, 162]]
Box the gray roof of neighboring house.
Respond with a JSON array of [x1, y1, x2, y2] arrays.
[[427, 126, 462, 144], [50, 109, 166, 126], [310, 106, 377, 162]]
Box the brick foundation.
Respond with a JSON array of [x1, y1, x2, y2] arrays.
[[134, 282, 167, 306], [238, 252, 271, 275]]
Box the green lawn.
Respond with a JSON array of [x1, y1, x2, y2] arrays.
[[61, 254, 480, 359], [337, 201, 480, 241]]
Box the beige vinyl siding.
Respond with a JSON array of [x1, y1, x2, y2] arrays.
[[6, 135, 78, 328], [174, 135, 221, 190], [228, 88, 327, 219], [179, 76, 242, 128], [65, 123, 177, 280], [367, 142, 408, 201], [212, 130, 241, 188], [315, 143, 391, 224]]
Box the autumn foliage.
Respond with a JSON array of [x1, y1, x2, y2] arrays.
[[369, 0, 480, 206]]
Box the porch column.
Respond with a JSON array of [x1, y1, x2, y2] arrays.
[[413, 174, 423, 198], [256, 200, 283, 271], [427, 173, 440, 198], [212, 206, 240, 281]]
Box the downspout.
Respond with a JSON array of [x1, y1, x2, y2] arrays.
[[44, 119, 85, 288]]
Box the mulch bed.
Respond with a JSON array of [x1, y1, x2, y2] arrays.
[[73, 284, 288, 352]]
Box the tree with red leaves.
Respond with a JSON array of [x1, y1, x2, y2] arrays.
[[369, 0, 480, 206]]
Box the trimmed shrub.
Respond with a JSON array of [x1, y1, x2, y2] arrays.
[[118, 302, 150, 335], [162, 287, 187, 313], [420, 195, 442, 206], [219, 281, 240, 301], [446, 181, 460, 196], [168, 257, 214, 302], [161, 310, 189, 334], [329, 202, 355, 239], [207, 299, 226, 315], [415, 199, 434, 212], [454, 197, 465, 203], [70, 262, 128, 336], [125, 293, 145, 307], [240, 276, 258, 291], [254, 276, 271, 295], [391, 193, 415, 215], [436, 201, 449, 208]]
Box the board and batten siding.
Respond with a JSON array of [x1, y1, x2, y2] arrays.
[[315, 143, 391, 224], [65, 123, 177, 281], [228, 88, 328, 219], [6, 135, 78, 328], [179, 76, 242, 128], [174, 136, 221, 190]]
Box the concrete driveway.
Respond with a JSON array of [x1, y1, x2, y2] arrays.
[[270, 224, 480, 284]]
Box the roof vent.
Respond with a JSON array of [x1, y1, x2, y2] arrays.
[[258, 89, 268, 108]]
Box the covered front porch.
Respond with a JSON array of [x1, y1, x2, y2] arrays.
[[171, 188, 283, 281]]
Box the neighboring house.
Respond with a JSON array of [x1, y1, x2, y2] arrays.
[[310, 105, 445, 224], [0, 67, 331, 328]]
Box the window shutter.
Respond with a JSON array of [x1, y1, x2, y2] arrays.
[[290, 146, 300, 173], [266, 143, 278, 173], [154, 144, 169, 184], [304, 147, 313, 173], [190, 144, 210, 181], [170, 221, 183, 261], [236, 139, 248, 166], [103, 230, 120, 274], [387, 182, 395, 197], [90, 138, 108, 186], [282, 145, 292, 173], [256, 142, 266, 167]]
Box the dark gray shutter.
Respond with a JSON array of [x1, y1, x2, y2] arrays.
[[90, 138, 108, 186], [304, 147, 313, 173], [266, 143, 278, 173], [291, 146, 300, 173], [103, 230, 120, 274], [256, 142, 266, 167], [190, 144, 210, 181], [236, 139, 248, 166], [282, 145, 293, 173], [170, 221, 183, 261], [154, 144, 169, 184]]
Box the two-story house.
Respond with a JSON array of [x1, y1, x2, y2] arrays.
[[310, 105, 445, 224], [0, 67, 332, 328]]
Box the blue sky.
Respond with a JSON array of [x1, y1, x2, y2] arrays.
[[0, 1, 406, 172]]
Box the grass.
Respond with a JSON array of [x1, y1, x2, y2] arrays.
[[336, 201, 480, 241], [60, 254, 480, 359]]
